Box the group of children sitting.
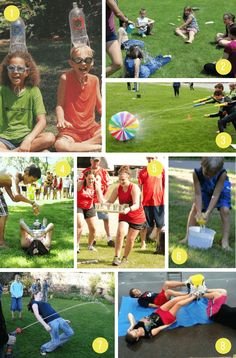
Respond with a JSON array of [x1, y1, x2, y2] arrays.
[[113, 6, 236, 78], [0, 45, 102, 152]]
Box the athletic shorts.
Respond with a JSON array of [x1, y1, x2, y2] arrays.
[[106, 32, 118, 42], [144, 206, 164, 228], [77, 207, 96, 219], [11, 297, 22, 312], [153, 289, 168, 306], [155, 307, 176, 325], [207, 295, 227, 317], [0, 192, 8, 216], [0, 137, 18, 150], [119, 220, 146, 230], [202, 180, 231, 211], [97, 211, 109, 220]]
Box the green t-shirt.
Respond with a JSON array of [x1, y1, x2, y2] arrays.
[[0, 85, 46, 144]]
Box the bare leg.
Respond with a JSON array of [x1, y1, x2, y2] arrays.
[[0, 216, 8, 247], [180, 203, 197, 244], [0, 142, 11, 151], [140, 227, 147, 249], [220, 207, 231, 250], [55, 137, 101, 152], [77, 213, 83, 252], [106, 40, 123, 77], [175, 28, 187, 40], [123, 227, 140, 259], [86, 216, 97, 247], [114, 221, 128, 258], [185, 30, 195, 44], [29, 132, 55, 152], [169, 295, 196, 316]]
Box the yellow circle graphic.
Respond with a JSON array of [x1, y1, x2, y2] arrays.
[[216, 59, 232, 76], [215, 338, 232, 354], [55, 161, 71, 177], [92, 337, 109, 354], [171, 248, 188, 265], [215, 132, 232, 149], [147, 160, 163, 176], [4, 5, 20, 22]]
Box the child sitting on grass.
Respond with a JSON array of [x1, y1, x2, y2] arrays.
[[216, 13, 235, 47], [175, 6, 199, 44], [136, 8, 155, 37], [180, 157, 232, 251], [124, 46, 171, 78], [55, 46, 102, 152], [0, 51, 55, 152], [204, 25, 236, 77]]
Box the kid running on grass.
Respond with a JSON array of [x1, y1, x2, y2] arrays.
[[175, 7, 199, 44], [28, 291, 74, 355], [180, 157, 232, 251], [55, 46, 102, 152], [129, 280, 188, 308], [124, 46, 171, 78], [0, 164, 41, 248], [216, 13, 235, 47], [126, 294, 196, 344], [0, 51, 55, 152], [136, 8, 155, 37]]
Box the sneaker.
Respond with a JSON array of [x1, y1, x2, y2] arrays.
[[40, 350, 47, 356], [107, 240, 115, 247], [121, 257, 129, 265], [112, 256, 121, 266], [141, 33, 146, 37], [77, 245, 80, 253], [88, 245, 97, 252]]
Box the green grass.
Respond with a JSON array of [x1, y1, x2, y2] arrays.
[[0, 200, 74, 268], [108, 0, 235, 78], [1, 294, 114, 358], [169, 167, 235, 268], [106, 83, 236, 153], [78, 236, 164, 269]]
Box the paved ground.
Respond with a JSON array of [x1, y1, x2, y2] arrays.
[[169, 159, 235, 171], [118, 272, 236, 358]]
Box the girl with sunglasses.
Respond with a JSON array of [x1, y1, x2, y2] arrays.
[[0, 51, 55, 152], [55, 45, 102, 152]]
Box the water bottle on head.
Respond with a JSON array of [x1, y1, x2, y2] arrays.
[[9, 17, 27, 53], [69, 2, 89, 47]]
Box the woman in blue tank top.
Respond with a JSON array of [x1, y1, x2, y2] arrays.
[[28, 291, 74, 355]]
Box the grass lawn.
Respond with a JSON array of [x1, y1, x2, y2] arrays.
[[169, 167, 235, 268], [106, 83, 236, 153], [108, 0, 235, 78], [1, 294, 114, 358], [0, 200, 74, 268], [77, 236, 164, 269]]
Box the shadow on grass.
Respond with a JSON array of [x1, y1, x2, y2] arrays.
[[1, 201, 74, 268]]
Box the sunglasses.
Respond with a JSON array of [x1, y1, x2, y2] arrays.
[[7, 65, 29, 74], [71, 57, 93, 64]]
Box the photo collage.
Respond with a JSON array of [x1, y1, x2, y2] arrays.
[[0, 0, 236, 357]]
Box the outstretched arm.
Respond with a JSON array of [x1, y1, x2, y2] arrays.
[[127, 313, 136, 332]]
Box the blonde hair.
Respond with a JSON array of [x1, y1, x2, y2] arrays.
[[70, 45, 94, 59], [201, 157, 224, 174], [118, 165, 131, 176]]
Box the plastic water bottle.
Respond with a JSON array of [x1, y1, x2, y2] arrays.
[[9, 17, 27, 53], [69, 2, 88, 47]]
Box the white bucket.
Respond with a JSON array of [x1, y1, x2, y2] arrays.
[[188, 226, 216, 249]]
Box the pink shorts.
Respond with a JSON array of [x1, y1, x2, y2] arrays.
[[153, 289, 168, 306], [155, 308, 176, 325], [207, 295, 227, 317]]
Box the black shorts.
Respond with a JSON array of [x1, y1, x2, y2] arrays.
[[119, 220, 146, 230], [144, 205, 164, 228], [77, 207, 96, 219]]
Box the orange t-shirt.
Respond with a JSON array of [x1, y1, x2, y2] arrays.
[[138, 167, 165, 206], [59, 71, 101, 142]]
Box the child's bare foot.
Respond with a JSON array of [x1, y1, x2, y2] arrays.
[[222, 242, 232, 251], [179, 237, 188, 244], [140, 242, 146, 250]]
